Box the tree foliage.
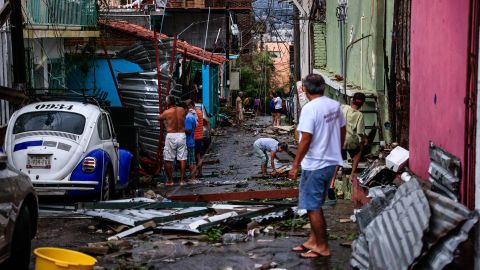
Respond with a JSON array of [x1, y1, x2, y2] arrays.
[[239, 51, 275, 98]]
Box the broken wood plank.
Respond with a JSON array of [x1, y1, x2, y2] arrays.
[[168, 188, 298, 202], [339, 218, 352, 223], [168, 189, 299, 202], [107, 221, 156, 241]]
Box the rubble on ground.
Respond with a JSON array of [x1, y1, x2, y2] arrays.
[[351, 176, 479, 270]]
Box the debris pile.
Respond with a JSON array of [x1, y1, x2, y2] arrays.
[[351, 177, 478, 270], [76, 190, 300, 237]]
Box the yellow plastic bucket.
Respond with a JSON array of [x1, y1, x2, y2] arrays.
[[34, 247, 97, 270]]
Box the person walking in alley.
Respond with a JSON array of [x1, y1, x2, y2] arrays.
[[184, 101, 198, 184], [341, 92, 368, 179], [236, 92, 244, 125], [288, 74, 346, 258], [274, 91, 283, 126], [159, 95, 188, 186], [253, 137, 288, 176], [254, 96, 261, 116], [269, 93, 275, 124]]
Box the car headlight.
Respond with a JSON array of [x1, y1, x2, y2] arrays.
[[82, 157, 97, 173]]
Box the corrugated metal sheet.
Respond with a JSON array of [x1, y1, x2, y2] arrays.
[[351, 177, 479, 270], [364, 179, 430, 270], [428, 143, 461, 199], [83, 203, 290, 233], [355, 193, 394, 232], [351, 179, 431, 270], [351, 234, 370, 269], [117, 71, 182, 157], [416, 214, 479, 270], [423, 189, 472, 247], [117, 41, 175, 71], [313, 22, 327, 69], [84, 206, 208, 227]]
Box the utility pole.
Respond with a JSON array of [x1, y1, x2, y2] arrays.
[[10, 0, 26, 89], [293, 6, 300, 81], [225, 3, 230, 103], [336, 0, 347, 79]]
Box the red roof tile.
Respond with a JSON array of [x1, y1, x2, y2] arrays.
[[99, 19, 227, 65]]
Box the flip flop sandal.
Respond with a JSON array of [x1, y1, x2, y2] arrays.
[[299, 250, 331, 258], [291, 245, 309, 252]]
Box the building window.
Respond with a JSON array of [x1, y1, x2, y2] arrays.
[[48, 58, 66, 90]]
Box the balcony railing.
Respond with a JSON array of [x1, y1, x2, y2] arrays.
[[25, 0, 97, 27]]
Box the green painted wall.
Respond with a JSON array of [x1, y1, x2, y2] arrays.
[[313, 22, 327, 69], [323, 0, 394, 92], [313, 0, 395, 144]]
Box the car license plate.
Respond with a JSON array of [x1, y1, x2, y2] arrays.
[[27, 155, 51, 169]]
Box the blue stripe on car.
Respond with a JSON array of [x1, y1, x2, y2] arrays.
[[13, 140, 43, 152], [68, 149, 111, 196], [118, 148, 133, 189]]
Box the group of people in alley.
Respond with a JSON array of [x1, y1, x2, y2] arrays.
[[159, 97, 205, 186], [253, 74, 367, 258], [159, 73, 367, 259]]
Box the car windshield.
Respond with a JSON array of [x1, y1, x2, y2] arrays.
[[13, 111, 86, 135]]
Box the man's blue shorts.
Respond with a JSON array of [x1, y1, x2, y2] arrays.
[[299, 166, 336, 211]]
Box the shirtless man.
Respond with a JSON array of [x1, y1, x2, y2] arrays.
[[159, 95, 187, 186]]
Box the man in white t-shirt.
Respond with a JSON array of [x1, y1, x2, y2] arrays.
[[288, 74, 346, 258], [273, 92, 283, 126]]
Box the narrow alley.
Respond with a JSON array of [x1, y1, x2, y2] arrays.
[[0, 0, 478, 269], [31, 117, 357, 270]]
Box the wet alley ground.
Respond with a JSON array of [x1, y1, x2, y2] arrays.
[[31, 116, 358, 270]]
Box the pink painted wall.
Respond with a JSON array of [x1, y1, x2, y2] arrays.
[[264, 42, 291, 92], [410, 0, 470, 179]]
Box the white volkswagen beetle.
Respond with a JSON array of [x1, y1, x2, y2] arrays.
[[4, 101, 133, 200]]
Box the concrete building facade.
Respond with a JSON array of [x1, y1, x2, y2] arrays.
[[264, 42, 291, 92]]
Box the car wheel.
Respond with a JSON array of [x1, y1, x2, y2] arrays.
[[100, 169, 114, 201], [2, 206, 32, 270]]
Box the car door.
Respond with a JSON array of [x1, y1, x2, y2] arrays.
[[0, 168, 14, 256], [98, 114, 118, 185], [106, 113, 119, 183]]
